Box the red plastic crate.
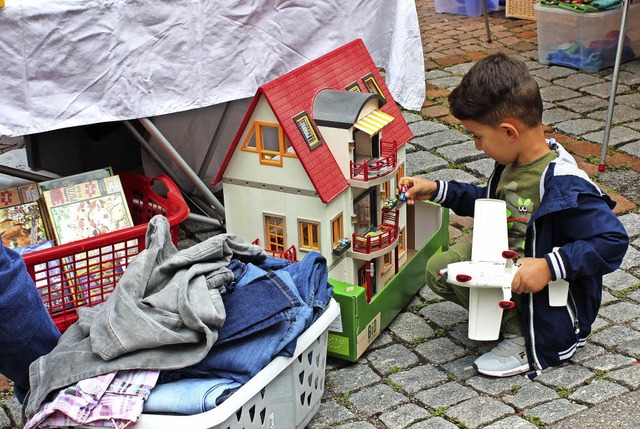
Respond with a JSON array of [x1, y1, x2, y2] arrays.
[[22, 172, 190, 333]]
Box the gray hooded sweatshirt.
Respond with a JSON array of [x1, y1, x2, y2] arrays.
[[24, 215, 266, 420]]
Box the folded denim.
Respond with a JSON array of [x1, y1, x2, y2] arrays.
[[144, 378, 241, 414]]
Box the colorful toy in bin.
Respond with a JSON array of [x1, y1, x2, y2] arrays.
[[212, 39, 449, 361]]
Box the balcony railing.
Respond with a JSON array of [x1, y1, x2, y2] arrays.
[[349, 140, 397, 181], [252, 238, 298, 262], [351, 208, 399, 254]]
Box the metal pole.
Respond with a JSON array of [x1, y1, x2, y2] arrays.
[[482, 0, 492, 43], [599, 0, 630, 172], [138, 117, 226, 222]]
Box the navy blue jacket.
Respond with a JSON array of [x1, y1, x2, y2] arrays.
[[431, 140, 629, 373]]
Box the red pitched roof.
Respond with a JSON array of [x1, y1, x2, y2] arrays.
[[213, 38, 413, 203]]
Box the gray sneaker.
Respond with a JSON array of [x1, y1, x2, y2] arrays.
[[474, 335, 529, 377]]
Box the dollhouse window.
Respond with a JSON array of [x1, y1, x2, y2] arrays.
[[380, 181, 391, 201], [264, 215, 286, 252], [362, 73, 386, 101], [346, 81, 361, 92], [332, 214, 344, 247], [399, 228, 406, 256], [299, 221, 320, 251], [396, 163, 405, 185], [383, 252, 392, 268], [293, 112, 324, 151], [242, 121, 295, 167]]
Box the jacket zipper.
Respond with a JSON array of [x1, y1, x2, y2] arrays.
[[528, 223, 543, 372]]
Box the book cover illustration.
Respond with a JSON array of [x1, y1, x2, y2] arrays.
[[0, 183, 49, 249], [43, 176, 134, 245]]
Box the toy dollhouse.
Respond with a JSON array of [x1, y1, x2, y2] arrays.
[[213, 39, 449, 361]]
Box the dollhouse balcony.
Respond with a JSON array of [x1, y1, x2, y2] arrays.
[[349, 208, 399, 259], [252, 239, 298, 262], [348, 140, 397, 187]]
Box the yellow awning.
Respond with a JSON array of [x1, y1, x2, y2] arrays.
[[353, 110, 394, 135]]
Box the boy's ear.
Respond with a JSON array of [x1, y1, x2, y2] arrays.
[[500, 121, 519, 141]]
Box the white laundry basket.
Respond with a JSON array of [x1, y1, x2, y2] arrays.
[[130, 298, 340, 429]]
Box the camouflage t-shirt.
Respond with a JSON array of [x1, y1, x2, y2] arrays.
[[495, 150, 557, 252]]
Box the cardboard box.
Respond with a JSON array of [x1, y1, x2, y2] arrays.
[[536, 3, 640, 72]]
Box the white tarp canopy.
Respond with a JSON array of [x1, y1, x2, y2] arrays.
[[0, 0, 426, 137]]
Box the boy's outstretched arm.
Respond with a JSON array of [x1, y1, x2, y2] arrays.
[[399, 176, 438, 205]]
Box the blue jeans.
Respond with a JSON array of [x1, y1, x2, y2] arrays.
[[162, 251, 332, 384], [0, 246, 60, 402], [144, 378, 241, 414]]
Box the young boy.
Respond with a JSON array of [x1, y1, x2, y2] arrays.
[[402, 53, 629, 377]]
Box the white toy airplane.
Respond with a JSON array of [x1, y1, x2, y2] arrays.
[[437, 198, 568, 341]]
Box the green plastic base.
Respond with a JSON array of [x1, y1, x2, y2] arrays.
[[327, 206, 449, 361]]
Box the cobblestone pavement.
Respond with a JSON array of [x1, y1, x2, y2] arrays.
[[1, 1, 640, 428]]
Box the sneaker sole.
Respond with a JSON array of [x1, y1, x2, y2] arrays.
[[474, 363, 530, 378]]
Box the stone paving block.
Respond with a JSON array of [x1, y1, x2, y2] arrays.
[[326, 364, 382, 392], [379, 403, 430, 429], [445, 396, 514, 429], [403, 112, 424, 124], [588, 106, 640, 123], [415, 381, 478, 409], [591, 316, 611, 333], [535, 364, 594, 390], [465, 158, 494, 179], [581, 353, 637, 372], [619, 213, 640, 237], [0, 409, 10, 429], [436, 141, 485, 164], [406, 151, 449, 175], [616, 339, 640, 358], [581, 126, 640, 147], [503, 380, 558, 409], [603, 269, 640, 292], [582, 82, 630, 99], [556, 95, 609, 114], [412, 129, 470, 150], [605, 70, 640, 86], [429, 76, 463, 89], [599, 290, 618, 306], [530, 65, 576, 80], [616, 93, 640, 109], [2, 396, 20, 429], [348, 384, 407, 415], [620, 245, 640, 270], [406, 142, 419, 154], [448, 323, 482, 348], [542, 108, 581, 125], [568, 379, 630, 406], [307, 400, 355, 429], [418, 301, 468, 328], [420, 168, 481, 184], [554, 73, 605, 89], [409, 120, 451, 137], [465, 375, 524, 396], [590, 325, 640, 348], [617, 140, 640, 159], [599, 170, 640, 202], [418, 284, 442, 302], [484, 415, 538, 429], [388, 311, 435, 343], [525, 398, 588, 425], [334, 421, 377, 429], [388, 364, 449, 394], [425, 70, 451, 81], [414, 337, 467, 365], [533, 76, 551, 88], [370, 330, 394, 350], [367, 344, 419, 375], [539, 86, 581, 103], [442, 355, 479, 380], [407, 417, 459, 429], [443, 62, 475, 75], [554, 119, 603, 136], [629, 290, 640, 303], [608, 365, 640, 390], [599, 301, 640, 324]]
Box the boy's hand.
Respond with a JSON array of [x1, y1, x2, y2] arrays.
[[398, 177, 437, 205], [512, 257, 552, 294]]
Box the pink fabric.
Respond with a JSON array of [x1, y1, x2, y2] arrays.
[[24, 369, 159, 429]]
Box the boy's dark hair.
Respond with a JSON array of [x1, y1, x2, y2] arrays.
[[448, 53, 543, 128]]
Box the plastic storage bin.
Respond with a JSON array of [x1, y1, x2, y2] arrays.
[[435, 0, 499, 18], [22, 172, 190, 332], [126, 299, 340, 429], [535, 3, 640, 72]]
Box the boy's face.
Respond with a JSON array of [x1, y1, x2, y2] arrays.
[[460, 119, 519, 165]]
